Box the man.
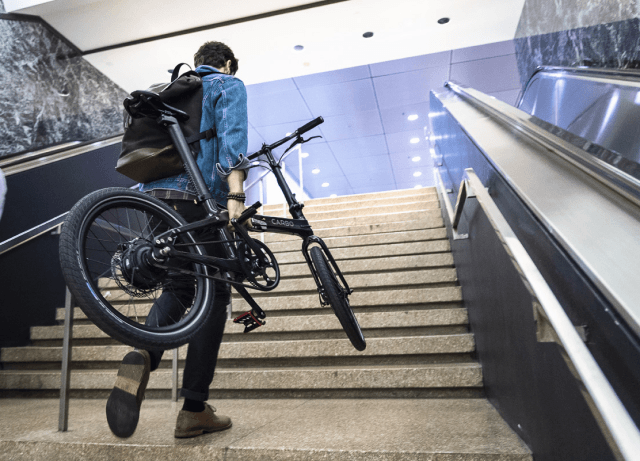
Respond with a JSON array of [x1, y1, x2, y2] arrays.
[[106, 41, 251, 439]]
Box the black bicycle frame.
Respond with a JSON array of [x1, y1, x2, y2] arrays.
[[157, 113, 352, 296]]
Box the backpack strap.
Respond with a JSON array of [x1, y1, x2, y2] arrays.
[[185, 127, 216, 145], [171, 63, 192, 82]]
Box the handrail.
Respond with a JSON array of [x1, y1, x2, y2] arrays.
[[2, 135, 123, 176], [436, 167, 640, 461], [521, 66, 640, 99], [0, 141, 82, 167], [0, 212, 68, 256], [445, 80, 640, 209]]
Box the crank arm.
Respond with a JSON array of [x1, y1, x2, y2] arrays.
[[232, 285, 267, 333]]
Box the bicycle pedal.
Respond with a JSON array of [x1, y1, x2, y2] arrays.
[[233, 310, 266, 333]]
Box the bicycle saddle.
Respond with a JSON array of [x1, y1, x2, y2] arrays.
[[124, 90, 190, 122]]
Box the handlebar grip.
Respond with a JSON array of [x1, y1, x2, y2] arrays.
[[237, 201, 262, 223], [296, 116, 324, 136]]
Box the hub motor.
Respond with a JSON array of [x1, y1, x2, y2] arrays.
[[112, 239, 166, 295]]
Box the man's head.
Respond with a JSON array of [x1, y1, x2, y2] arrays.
[[194, 41, 238, 75]]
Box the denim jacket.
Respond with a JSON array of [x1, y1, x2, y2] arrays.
[[139, 66, 251, 206]]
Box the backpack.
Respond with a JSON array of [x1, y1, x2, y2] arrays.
[[116, 63, 215, 183]]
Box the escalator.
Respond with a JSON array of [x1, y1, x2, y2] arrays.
[[0, 136, 134, 348], [430, 67, 640, 460]]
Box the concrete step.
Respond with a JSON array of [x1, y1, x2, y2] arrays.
[[99, 268, 457, 303], [262, 187, 437, 211], [0, 398, 532, 460], [1, 334, 475, 365], [267, 227, 447, 253], [279, 253, 453, 277], [266, 199, 440, 221], [272, 239, 450, 264], [232, 286, 463, 313], [55, 287, 464, 323], [34, 309, 468, 343], [0, 362, 483, 393], [263, 217, 443, 243], [245, 268, 457, 297], [264, 192, 438, 216], [294, 209, 442, 231]]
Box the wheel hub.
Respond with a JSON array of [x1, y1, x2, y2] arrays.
[[116, 240, 165, 291]]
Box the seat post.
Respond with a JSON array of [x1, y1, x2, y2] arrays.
[[161, 114, 219, 215]]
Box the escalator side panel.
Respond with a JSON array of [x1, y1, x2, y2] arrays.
[[431, 92, 640, 460]]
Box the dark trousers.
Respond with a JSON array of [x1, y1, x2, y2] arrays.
[[145, 199, 230, 401]]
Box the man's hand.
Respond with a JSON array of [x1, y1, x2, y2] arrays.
[[227, 198, 251, 231], [226, 169, 252, 232]]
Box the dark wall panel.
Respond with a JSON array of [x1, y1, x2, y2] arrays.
[[0, 143, 134, 347]]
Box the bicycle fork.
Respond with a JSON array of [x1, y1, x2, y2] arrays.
[[302, 235, 353, 298]]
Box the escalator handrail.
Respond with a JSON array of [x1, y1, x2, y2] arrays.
[[435, 167, 640, 461], [445, 80, 640, 209], [518, 66, 640, 108]]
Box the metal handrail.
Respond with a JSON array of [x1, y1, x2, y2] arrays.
[[445, 80, 640, 209], [0, 212, 68, 256], [2, 135, 123, 176], [435, 167, 640, 461]]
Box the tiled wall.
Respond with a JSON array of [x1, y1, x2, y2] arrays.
[[0, 0, 127, 158], [514, 0, 640, 87]]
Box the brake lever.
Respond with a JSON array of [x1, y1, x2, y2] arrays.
[[282, 135, 323, 156], [299, 135, 322, 144]]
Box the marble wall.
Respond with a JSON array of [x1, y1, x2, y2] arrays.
[[0, 0, 128, 158], [514, 0, 640, 86]]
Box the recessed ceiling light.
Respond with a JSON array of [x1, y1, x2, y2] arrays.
[[312, 168, 320, 174], [300, 152, 309, 158], [412, 156, 421, 162], [407, 114, 419, 121], [363, 32, 374, 38], [413, 171, 422, 177], [414, 185, 422, 189], [410, 137, 420, 144], [294, 45, 304, 51], [286, 132, 292, 136], [322, 182, 330, 187], [330, 194, 337, 198], [438, 17, 450, 24]]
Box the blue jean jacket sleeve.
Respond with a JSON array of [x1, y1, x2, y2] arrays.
[[214, 78, 251, 180]]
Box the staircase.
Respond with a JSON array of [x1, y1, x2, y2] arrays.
[[0, 188, 531, 460]]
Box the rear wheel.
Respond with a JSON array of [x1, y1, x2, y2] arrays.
[[310, 246, 365, 351], [59, 188, 214, 350]]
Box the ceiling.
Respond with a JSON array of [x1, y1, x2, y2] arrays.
[[243, 41, 522, 200], [6, 0, 527, 200]]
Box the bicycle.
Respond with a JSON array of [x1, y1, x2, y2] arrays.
[[58, 90, 366, 352]]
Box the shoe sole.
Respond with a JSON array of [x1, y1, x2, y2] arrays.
[[174, 422, 233, 438], [106, 351, 150, 438]]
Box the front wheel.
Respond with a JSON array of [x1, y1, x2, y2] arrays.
[[309, 246, 365, 351], [59, 187, 214, 350]]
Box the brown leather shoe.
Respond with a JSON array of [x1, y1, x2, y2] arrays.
[[174, 403, 232, 438], [106, 349, 151, 438]]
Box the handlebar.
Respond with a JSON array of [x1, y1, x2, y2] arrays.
[[247, 116, 324, 160]]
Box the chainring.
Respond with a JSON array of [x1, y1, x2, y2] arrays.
[[237, 238, 280, 291]]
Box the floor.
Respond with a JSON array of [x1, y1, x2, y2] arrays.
[[0, 397, 531, 460]]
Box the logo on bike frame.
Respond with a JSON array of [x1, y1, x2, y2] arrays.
[[271, 218, 294, 227]]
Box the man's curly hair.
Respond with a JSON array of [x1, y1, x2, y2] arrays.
[[194, 41, 238, 75]]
